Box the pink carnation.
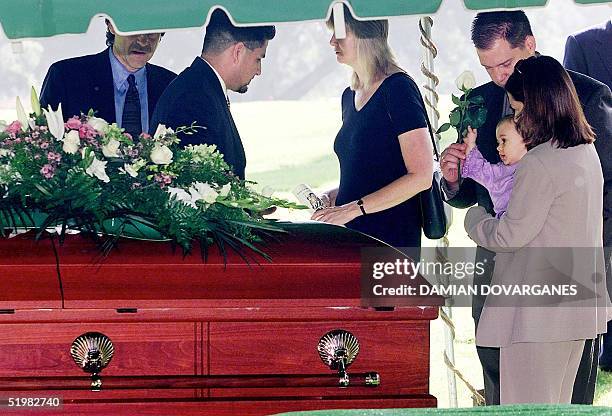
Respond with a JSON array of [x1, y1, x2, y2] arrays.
[[140, 133, 151, 140], [65, 117, 82, 130], [40, 164, 55, 179], [5, 121, 21, 135], [79, 124, 97, 139]]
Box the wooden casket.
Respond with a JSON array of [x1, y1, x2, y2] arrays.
[[0, 222, 441, 415]]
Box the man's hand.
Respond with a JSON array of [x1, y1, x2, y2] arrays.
[[440, 142, 468, 186]]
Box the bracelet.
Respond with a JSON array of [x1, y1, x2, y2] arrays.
[[356, 199, 367, 216]]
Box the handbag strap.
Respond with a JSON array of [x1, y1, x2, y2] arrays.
[[384, 72, 440, 162]]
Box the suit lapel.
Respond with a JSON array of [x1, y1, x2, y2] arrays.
[[479, 83, 505, 163], [91, 49, 116, 122], [597, 21, 612, 82], [146, 64, 161, 118]]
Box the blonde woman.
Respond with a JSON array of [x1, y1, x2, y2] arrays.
[[312, 5, 433, 252]]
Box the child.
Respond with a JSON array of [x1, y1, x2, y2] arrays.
[[461, 116, 528, 218]]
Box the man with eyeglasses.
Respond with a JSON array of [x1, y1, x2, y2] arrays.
[[439, 10, 612, 406], [40, 19, 176, 138]]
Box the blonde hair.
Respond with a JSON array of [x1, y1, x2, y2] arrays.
[[327, 5, 402, 90]]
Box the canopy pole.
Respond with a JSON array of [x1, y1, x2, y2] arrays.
[[419, 16, 485, 407], [419, 16, 458, 408]]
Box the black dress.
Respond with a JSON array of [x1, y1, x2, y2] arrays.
[[334, 72, 428, 248]]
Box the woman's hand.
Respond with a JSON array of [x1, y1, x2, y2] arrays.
[[311, 201, 361, 225]]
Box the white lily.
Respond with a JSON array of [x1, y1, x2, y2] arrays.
[[455, 70, 476, 91], [219, 183, 231, 198], [85, 156, 110, 183], [167, 187, 197, 208], [15, 96, 29, 132], [189, 182, 218, 204], [102, 138, 121, 158], [42, 103, 65, 140], [30, 86, 41, 116], [120, 163, 139, 178], [153, 124, 174, 140]]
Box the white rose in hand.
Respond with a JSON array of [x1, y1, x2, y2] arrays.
[[455, 70, 476, 90], [150, 145, 173, 165], [62, 130, 80, 154]]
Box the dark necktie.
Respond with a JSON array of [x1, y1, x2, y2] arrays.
[[122, 74, 142, 138]]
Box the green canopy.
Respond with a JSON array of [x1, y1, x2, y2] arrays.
[[0, 0, 609, 40]]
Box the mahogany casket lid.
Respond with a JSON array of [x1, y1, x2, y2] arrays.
[[0, 222, 439, 309]]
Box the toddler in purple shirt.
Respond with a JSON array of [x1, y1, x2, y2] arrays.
[[461, 116, 528, 218]]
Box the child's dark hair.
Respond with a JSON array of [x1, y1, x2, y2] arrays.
[[496, 115, 516, 130]]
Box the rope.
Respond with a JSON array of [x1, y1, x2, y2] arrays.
[[420, 16, 484, 407]]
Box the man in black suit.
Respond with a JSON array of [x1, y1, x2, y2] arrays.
[[564, 19, 612, 372], [40, 20, 176, 137], [150, 10, 275, 179], [439, 11, 612, 405]]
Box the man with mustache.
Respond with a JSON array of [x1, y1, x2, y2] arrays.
[[150, 9, 275, 179], [40, 20, 176, 138]]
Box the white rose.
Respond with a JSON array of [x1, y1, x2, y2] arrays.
[[167, 187, 196, 208], [455, 70, 476, 90], [190, 182, 218, 204], [62, 130, 80, 154], [88, 116, 110, 135], [150, 145, 173, 165], [102, 138, 121, 158], [153, 124, 174, 140], [85, 156, 110, 183]]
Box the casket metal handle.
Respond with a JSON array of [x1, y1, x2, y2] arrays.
[[34, 330, 380, 391], [70, 332, 114, 391], [317, 329, 380, 387]]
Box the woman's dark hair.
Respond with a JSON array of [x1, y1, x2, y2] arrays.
[[505, 56, 595, 149], [504, 70, 524, 103]]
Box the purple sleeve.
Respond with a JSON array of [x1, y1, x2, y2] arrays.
[[461, 147, 515, 189]]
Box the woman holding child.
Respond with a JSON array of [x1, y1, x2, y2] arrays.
[[464, 55, 610, 404]]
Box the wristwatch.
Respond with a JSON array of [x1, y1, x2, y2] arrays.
[[357, 199, 367, 216]]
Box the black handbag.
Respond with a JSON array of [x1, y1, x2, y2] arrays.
[[419, 116, 449, 239], [384, 73, 449, 239]]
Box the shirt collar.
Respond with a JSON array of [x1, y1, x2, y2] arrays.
[[199, 56, 228, 100], [109, 48, 147, 92]]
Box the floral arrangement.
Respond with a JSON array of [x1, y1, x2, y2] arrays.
[[0, 88, 302, 258], [436, 70, 487, 140]]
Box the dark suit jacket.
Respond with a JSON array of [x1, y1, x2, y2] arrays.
[[40, 48, 176, 123], [445, 63, 612, 319], [564, 20, 612, 90], [150, 57, 246, 179]]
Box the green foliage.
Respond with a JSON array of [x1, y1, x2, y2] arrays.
[[437, 78, 488, 141], [0, 108, 304, 259]]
